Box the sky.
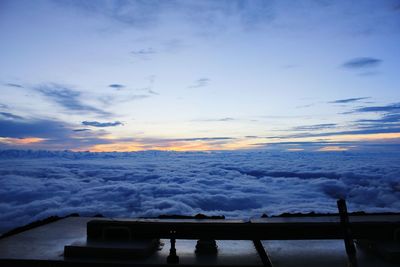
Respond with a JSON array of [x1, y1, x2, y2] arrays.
[[1, 0, 400, 152]]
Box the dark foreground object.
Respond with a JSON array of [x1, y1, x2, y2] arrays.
[[0, 213, 399, 266]]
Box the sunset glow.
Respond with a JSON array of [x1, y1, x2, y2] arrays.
[[0, 137, 46, 145]]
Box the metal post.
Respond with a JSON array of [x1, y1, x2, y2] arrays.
[[167, 230, 179, 264], [337, 199, 358, 267], [253, 239, 273, 267]]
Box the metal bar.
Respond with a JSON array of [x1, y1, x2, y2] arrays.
[[253, 239, 273, 267], [87, 216, 400, 241], [337, 199, 358, 267]]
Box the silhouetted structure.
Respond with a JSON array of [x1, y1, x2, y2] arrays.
[[0, 199, 399, 266]]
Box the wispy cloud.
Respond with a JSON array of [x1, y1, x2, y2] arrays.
[[292, 123, 337, 131], [0, 112, 24, 120], [131, 48, 156, 55], [101, 76, 158, 105], [193, 117, 235, 122], [56, 0, 166, 28], [169, 137, 234, 142], [73, 128, 90, 132], [4, 83, 24, 88], [109, 84, 125, 90], [218, 117, 234, 122], [56, 0, 275, 33], [99, 93, 151, 106], [82, 121, 123, 127], [352, 105, 400, 131], [36, 83, 111, 117], [272, 127, 400, 140], [188, 78, 210, 88], [342, 57, 382, 69], [354, 103, 400, 113], [137, 87, 159, 95], [329, 97, 370, 104], [357, 113, 400, 125]]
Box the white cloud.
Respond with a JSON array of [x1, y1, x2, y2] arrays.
[[0, 150, 399, 233]]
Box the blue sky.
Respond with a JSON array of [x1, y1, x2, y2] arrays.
[[1, 0, 400, 151]]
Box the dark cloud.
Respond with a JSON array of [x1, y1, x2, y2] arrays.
[[0, 116, 119, 150], [260, 141, 337, 146], [292, 123, 337, 131], [36, 83, 111, 117], [218, 117, 234, 122], [0, 112, 24, 120], [109, 84, 125, 90], [329, 97, 370, 104], [170, 137, 234, 142], [353, 112, 400, 132], [354, 103, 400, 113], [257, 139, 400, 153], [0, 118, 69, 139], [188, 78, 210, 88], [245, 136, 260, 138], [273, 127, 400, 140], [270, 102, 400, 144], [73, 128, 90, 132], [357, 113, 400, 124], [4, 83, 24, 88], [342, 57, 382, 69], [82, 121, 123, 127]]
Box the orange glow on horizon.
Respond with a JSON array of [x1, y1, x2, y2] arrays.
[[82, 139, 258, 152], [74, 131, 400, 152], [317, 146, 349, 152], [85, 142, 147, 152], [0, 137, 45, 145]]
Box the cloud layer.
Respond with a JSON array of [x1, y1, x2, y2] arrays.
[[0, 150, 399, 233]]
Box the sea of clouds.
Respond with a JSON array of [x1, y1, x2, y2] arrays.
[[0, 150, 399, 233]]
